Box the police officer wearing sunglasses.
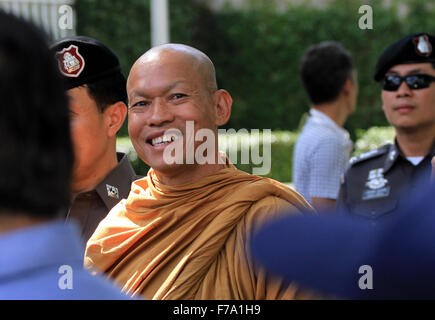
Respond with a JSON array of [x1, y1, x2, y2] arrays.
[[336, 33, 435, 222]]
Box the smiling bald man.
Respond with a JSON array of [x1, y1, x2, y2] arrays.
[[84, 44, 317, 300]]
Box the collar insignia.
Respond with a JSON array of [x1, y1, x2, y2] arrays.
[[106, 184, 119, 199], [388, 149, 397, 161]]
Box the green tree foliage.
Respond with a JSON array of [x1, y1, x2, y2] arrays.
[[75, 0, 435, 139]]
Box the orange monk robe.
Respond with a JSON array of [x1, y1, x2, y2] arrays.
[[85, 161, 317, 299]]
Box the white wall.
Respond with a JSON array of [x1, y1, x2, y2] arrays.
[[0, 0, 76, 40]]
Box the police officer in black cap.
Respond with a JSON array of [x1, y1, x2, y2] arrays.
[[336, 33, 435, 222], [51, 36, 138, 242]]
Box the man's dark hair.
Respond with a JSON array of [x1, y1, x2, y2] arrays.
[[299, 41, 355, 105], [0, 11, 73, 217], [85, 72, 127, 113]]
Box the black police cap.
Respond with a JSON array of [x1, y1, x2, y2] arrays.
[[374, 33, 435, 82], [51, 36, 123, 90]]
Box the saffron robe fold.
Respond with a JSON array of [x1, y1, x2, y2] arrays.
[[85, 162, 315, 299]]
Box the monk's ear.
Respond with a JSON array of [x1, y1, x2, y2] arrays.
[[104, 101, 127, 138], [213, 89, 232, 126]]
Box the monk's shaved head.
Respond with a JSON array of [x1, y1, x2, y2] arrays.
[[128, 43, 217, 96], [126, 43, 233, 185]]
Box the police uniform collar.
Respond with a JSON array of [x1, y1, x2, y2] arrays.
[[384, 140, 435, 172], [349, 144, 389, 167], [95, 152, 135, 210]]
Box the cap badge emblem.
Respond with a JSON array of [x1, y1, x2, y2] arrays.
[[56, 44, 85, 77], [413, 35, 432, 57]]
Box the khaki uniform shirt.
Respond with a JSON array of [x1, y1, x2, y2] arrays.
[[67, 152, 138, 243]]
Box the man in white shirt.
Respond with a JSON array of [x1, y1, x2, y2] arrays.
[[293, 41, 358, 212]]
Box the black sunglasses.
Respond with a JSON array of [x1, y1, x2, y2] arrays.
[[382, 74, 435, 91]]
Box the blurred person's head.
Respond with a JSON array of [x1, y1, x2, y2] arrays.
[[374, 33, 435, 135], [299, 41, 358, 116], [51, 37, 127, 196], [0, 11, 73, 223], [127, 43, 232, 186]]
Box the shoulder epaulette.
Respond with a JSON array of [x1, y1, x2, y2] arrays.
[[348, 144, 391, 167]]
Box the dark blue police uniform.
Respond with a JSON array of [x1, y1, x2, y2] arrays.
[[336, 32, 435, 222], [336, 141, 435, 221]]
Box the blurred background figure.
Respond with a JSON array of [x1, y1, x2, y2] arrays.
[[0, 10, 128, 300], [293, 41, 358, 212], [51, 36, 138, 243], [337, 33, 435, 223], [251, 178, 435, 299]]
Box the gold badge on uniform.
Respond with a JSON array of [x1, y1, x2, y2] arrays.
[[106, 184, 119, 199]]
